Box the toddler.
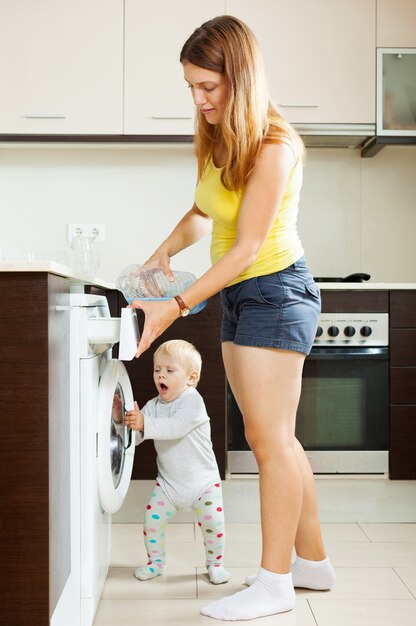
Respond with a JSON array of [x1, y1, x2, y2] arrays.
[[124, 339, 230, 585]]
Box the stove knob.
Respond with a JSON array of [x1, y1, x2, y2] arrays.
[[344, 326, 356, 337], [328, 326, 339, 337], [315, 326, 323, 337], [360, 326, 372, 337]]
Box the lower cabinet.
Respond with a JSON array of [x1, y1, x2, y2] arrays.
[[389, 291, 416, 479], [118, 288, 416, 480], [0, 272, 71, 626]]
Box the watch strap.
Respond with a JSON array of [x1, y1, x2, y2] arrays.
[[174, 295, 190, 317]]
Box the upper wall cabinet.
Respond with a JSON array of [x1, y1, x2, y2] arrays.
[[226, 0, 376, 125], [124, 0, 226, 135], [377, 0, 416, 47], [0, 0, 123, 134]]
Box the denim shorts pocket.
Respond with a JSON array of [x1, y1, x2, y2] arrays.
[[255, 274, 286, 307], [305, 282, 321, 299]]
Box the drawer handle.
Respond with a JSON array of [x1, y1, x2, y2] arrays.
[[22, 114, 66, 119], [151, 115, 192, 120], [278, 103, 319, 108]]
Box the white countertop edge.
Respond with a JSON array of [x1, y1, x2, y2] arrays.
[[0, 264, 415, 291], [0, 261, 116, 290], [316, 282, 416, 290]]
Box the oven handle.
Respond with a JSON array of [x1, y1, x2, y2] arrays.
[[309, 346, 389, 360]]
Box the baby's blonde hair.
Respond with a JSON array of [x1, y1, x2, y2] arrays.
[[153, 340, 202, 384]]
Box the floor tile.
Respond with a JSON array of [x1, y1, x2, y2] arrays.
[[320, 523, 369, 542], [196, 566, 414, 601], [200, 523, 262, 543], [308, 598, 416, 626], [102, 566, 197, 599], [197, 567, 254, 598], [195, 522, 369, 544], [217, 541, 262, 568], [111, 539, 207, 568], [296, 567, 413, 600], [93, 598, 316, 625], [394, 567, 416, 597], [326, 541, 416, 567], [360, 523, 416, 542], [111, 522, 195, 543]]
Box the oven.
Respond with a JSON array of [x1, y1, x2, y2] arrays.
[[227, 313, 389, 475]]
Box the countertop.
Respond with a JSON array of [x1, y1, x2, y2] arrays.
[[315, 282, 416, 290], [1, 263, 415, 291], [0, 261, 115, 290]]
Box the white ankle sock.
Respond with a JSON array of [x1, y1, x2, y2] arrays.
[[208, 563, 231, 585], [134, 562, 165, 581], [201, 567, 295, 620], [245, 556, 335, 590], [292, 556, 335, 590]]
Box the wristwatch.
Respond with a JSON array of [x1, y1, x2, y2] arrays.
[[174, 295, 191, 317]]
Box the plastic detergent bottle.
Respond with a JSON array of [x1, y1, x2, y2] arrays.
[[116, 264, 207, 314]]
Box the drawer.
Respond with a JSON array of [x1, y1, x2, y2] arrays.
[[390, 291, 416, 328], [390, 367, 416, 404], [389, 405, 416, 479], [390, 329, 416, 366], [321, 291, 389, 313]]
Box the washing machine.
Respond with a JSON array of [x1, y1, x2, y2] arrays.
[[68, 293, 137, 626]]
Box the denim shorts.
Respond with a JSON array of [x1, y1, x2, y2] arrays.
[[220, 257, 321, 355]]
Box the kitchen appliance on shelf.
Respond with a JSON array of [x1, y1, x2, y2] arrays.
[[227, 312, 389, 475], [51, 293, 139, 626], [314, 273, 371, 283]]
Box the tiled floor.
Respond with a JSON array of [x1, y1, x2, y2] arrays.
[[94, 521, 416, 625]]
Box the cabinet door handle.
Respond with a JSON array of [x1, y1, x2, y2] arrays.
[[150, 115, 192, 120], [22, 114, 66, 119], [278, 103, 319, 108]]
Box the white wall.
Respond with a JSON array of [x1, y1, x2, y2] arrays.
[[1, 143, 415, 283]]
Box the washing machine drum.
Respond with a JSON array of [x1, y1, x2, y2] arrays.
[[97, 359, 135, 513]]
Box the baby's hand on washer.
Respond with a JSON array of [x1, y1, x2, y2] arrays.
[[125, 401, 144, 431]]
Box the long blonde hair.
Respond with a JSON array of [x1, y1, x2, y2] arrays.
[[180, 15, 305, 191]]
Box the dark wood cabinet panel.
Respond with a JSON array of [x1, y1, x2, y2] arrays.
[[117, 293, 226, 479], [390, 291, 416, 328], [390, 367, 416, 405], [0, 272, 70, 626], [390, 329, 416, 366], [390, 405, 416, 479], [321, 290, 389, 313]]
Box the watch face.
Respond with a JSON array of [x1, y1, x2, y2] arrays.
[[182, 308, 190, 317]]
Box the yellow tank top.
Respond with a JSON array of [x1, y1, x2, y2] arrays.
[[194, 159, 304, 286]]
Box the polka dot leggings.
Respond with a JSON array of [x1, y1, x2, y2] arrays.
[[134, 481, 231, 584]]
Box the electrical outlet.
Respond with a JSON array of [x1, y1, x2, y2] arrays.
[[67, 223, 106, 242]]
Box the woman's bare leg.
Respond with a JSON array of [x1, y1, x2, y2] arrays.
[[223, 342, 325, 566], [293, 438, 326, 559], [202, 343, 306, 618]]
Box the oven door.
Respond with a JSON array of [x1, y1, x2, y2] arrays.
[[296, 346, 389, 474], [227, 346, 389, 475]]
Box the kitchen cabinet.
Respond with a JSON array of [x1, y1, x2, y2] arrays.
[[0, 0, 123, 134], [0, 272, 70, 626], [389, 291, 416, 479], [124, 0, 226, 135], [117, 292, 227, 479], [377, 0, 416, 47], [226, 0, 376, 125]]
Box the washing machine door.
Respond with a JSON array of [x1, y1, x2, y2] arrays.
[[97, 359, 135, 513]]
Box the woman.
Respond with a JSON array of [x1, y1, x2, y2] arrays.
[[130, 15, 335, 621]]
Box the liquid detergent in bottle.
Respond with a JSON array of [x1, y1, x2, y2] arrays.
[[116, 264, 207, 314]]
